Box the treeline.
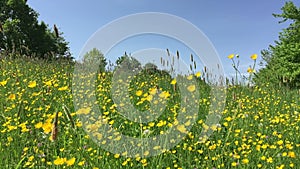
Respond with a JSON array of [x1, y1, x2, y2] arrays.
[[0, 0, 71, 60], [254, 1, 300, 88]]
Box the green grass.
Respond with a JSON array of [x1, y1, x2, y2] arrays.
[[0, 57, 299, 169]]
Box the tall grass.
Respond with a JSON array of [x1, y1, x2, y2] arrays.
[[0, 56, 299, 169]]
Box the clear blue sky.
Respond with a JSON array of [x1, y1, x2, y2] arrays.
[[27, 0, 297, 77]]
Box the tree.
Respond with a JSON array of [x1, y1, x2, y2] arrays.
[[115, 52, 142, 71], [144, 62, 158, 70], [83, 48, 107, 72], [255, 1, 300, 88], [0, 0, 70, 59]]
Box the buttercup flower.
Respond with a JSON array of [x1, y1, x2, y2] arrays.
[[228, 54, 235, 59], [251, 54, 258, 60]]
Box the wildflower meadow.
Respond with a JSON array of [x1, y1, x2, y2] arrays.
[[0, 53, 299, 169]]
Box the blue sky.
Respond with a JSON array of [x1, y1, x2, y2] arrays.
[[27, 0, 296, 77]]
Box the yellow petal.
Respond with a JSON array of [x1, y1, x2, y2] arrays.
[[28, 81, 37, 88], [136, 90, 143, 96], [187, 75, 193, 80], [250, 54, 258, 60], [195, 71, 201, 77], [187, 85, 196, 92], [170, 79, 177, 85], [227, 54, 234, 59]]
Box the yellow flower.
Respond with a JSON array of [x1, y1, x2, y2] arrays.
[[136, 90, 143, 96], [276, 164, 285, 169], [122, 160, 128, 166], [28, 81, 37, 88], [7, 136, 13, 142], [187, 85, 196, 92], [247, 67, 254, 73], [0, 80, 8, 86], [156, 120, 166, 127], [66, 157, 76, 166], [228, 54, 234, 59], [266, 157, 273, 163], [159, 91, 170, 99], [187, 75, 193, 80], [250, 54, 258, 60], [44, 80, 52, 86], [78, 161, 85, 166], [23, 147, 29, 152], [195, 71, 201, 77], [114, 154, 120, 159], [288, 151, 296, 158], [225, 116, 232, 122], [176, 125, 188, 134], [149, 88, 157, 95], [242, 158, 249, 164], [231, 162, 238, 167], [76, 107, 91, 115], [32, 92, 40, 96], [146, 95, 153, 101], [277, 140, 284, 145], [76, 121, 83, 127], [42, 122, 52, 134], [28, 155, 34, 162], [170, 79, 177, 85], [58, 86, 68, 91], [8, 93, 16, 100], [53, 157, 66, 165]]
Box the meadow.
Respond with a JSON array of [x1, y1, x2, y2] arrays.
[[0, 56, 299, 169]]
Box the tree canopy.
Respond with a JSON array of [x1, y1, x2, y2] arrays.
[[83, 48, 107, 72], [115, 52, 142, 71], [255, 1, 300, 88], [0, 0, 70, 59]]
